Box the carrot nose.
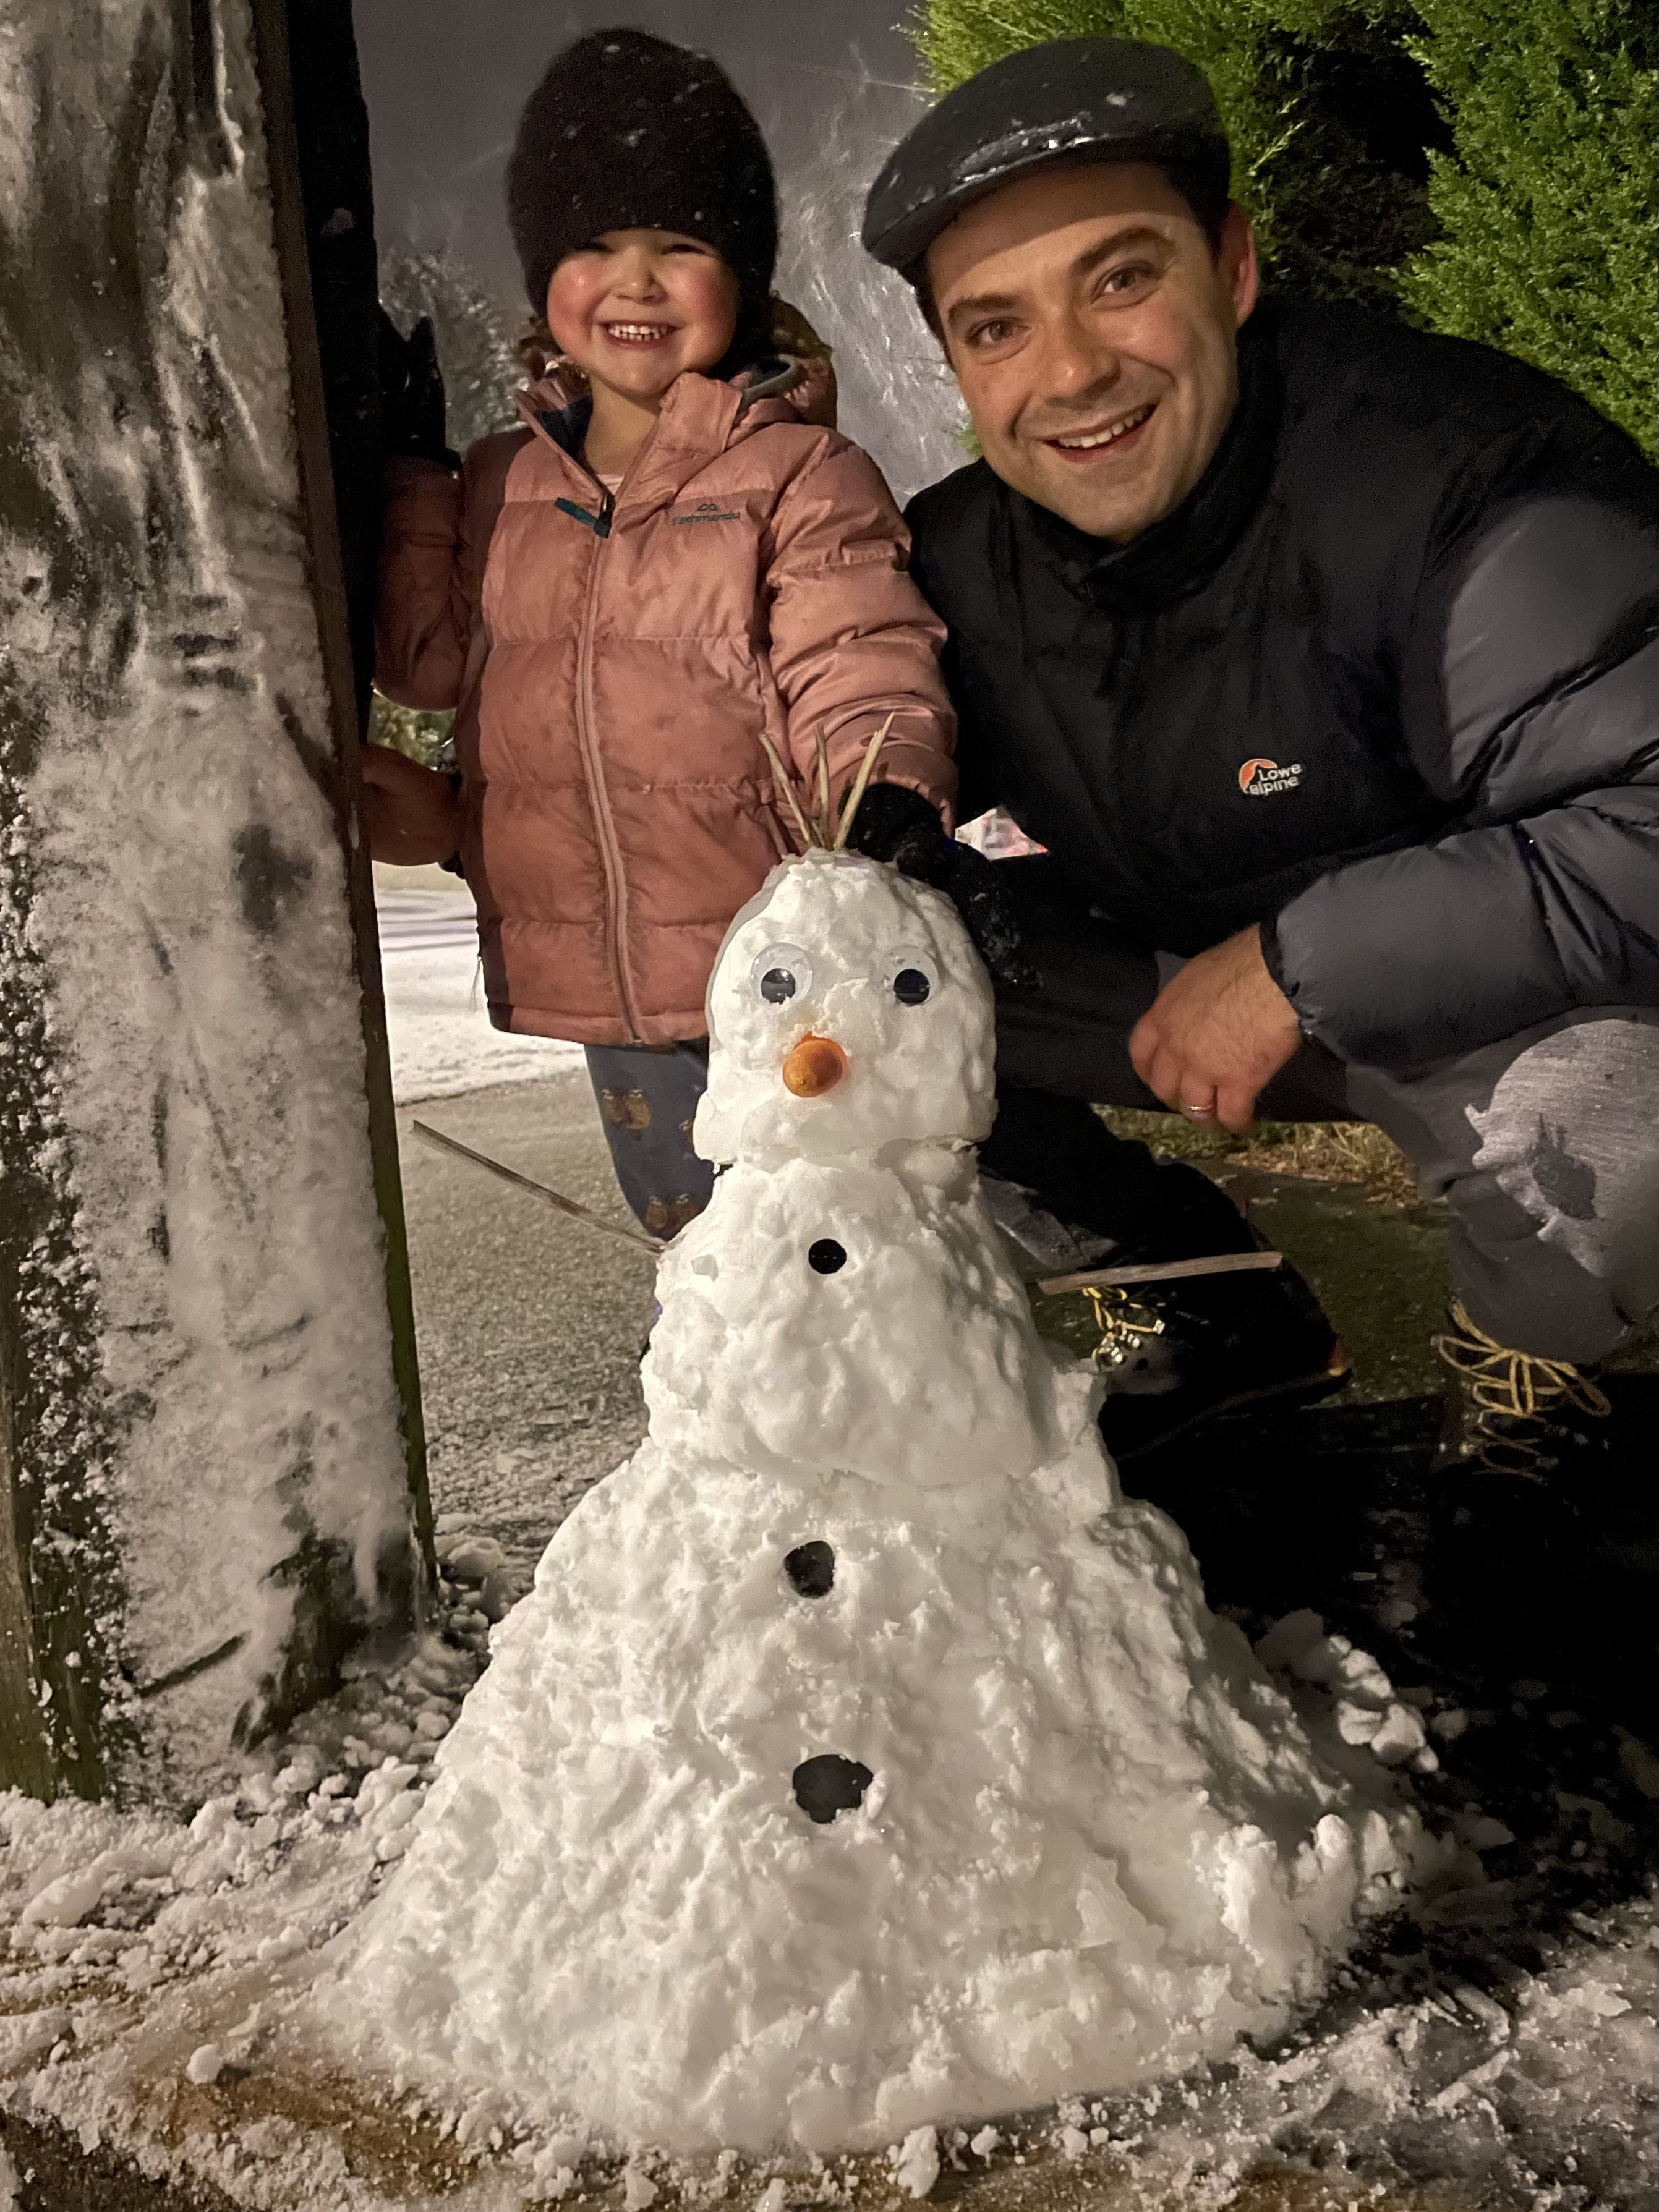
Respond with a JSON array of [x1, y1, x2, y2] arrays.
[[782, 1034, 848, 1098]]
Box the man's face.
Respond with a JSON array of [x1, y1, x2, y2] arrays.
[[926, 164, 1258, 540]]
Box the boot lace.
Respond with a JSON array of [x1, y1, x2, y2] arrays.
[[1433, 1301, 1611, 1474], [1085, 1285, 1166, 1370]]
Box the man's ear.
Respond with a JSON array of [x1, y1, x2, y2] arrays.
[[1219, 203, 1260, 328]]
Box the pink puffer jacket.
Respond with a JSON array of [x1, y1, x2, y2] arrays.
[[376, 370, 957, 1045]]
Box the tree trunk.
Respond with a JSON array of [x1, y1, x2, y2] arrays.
[[0, 0, 432, 1805]]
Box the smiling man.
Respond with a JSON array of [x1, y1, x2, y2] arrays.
[[859, 38, 1658, 1527]]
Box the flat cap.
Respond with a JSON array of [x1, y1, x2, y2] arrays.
[[863, 38, 1229, 274]]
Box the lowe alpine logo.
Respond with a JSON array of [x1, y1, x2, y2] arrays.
[[1238, 757, 1304, 798], [671, 498, 740, 525]]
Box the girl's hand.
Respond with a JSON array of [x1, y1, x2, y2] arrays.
[[359, 744, 463, 866], [769, 302, 837, 430], [788, 354, 837, 429]]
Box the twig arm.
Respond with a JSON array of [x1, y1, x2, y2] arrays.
[[1036, 1251, 1285, 1296], [411, 1121, 663, 1253]]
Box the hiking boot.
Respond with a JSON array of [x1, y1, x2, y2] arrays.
[[1432, 1301, 1614, 1481], [979, 1136, 1349, 1463], [1086, 1255, 1350, 1463], [1429, 1301, 1617, 1569], [1425, 1304, 1621, 1669]]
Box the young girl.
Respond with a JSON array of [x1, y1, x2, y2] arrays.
[[364, 29, 957, 1234]]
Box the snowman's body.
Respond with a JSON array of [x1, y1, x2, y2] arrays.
[[327, 853, 1429, 2153]]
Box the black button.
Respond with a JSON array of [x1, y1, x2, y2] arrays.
[[792, 1753, 874, 1824], [808, 1238, 846, 1274], [784, 1541, 835, 1598]]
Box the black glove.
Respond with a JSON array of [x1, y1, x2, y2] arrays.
[[844, 783, 1036, 990], [378, 309, 458, 468]]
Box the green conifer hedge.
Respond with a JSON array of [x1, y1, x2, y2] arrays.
[[1402, 0, 1656, 456], [911, 0, 1657, 453]]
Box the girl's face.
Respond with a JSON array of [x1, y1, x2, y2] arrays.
[[545, 230, 741, 403]]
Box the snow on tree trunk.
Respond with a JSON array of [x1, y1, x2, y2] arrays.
[[0, 0, 430, 1805]]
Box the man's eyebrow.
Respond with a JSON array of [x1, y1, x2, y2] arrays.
[[944, 287, 1022, 325], [944, 224, 1173, 326], [1073, 224, 1172, 274]]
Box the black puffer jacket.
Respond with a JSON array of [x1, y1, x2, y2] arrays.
[[907, 302, 1659, 1067]]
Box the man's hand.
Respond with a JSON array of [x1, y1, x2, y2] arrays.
[[1129, 925, 1301, 1132], [359, 744, 463, 867]]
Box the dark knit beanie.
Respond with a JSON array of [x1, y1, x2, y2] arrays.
[[506, 30, 778, 375]]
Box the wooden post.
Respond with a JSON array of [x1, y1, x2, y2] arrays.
[[0, 0, 432, 1803]]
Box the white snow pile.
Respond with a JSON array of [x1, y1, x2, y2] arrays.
[[0, 1583, 500, 2208], [1, 1504, 1653, 2206], [317, 851, 1456, 2154]]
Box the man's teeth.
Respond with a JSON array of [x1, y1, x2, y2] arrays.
[[1052, 406, 1154, 449]]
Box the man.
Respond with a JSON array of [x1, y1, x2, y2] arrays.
[[856, 38, 1658, 1495]]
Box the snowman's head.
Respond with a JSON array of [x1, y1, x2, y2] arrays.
[[694, 850, 995, 1163]]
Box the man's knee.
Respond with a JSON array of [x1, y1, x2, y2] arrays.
[[1354, 1010, 1659, 1361]]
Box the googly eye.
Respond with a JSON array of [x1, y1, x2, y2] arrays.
[[750, 943, 814, 1006], [881, 950, 939, 1007]]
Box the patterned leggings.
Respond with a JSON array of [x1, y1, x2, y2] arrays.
[[583, 1041, 714, 1237]]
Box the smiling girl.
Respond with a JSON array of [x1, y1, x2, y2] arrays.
[[367, 29, 956, 1233]]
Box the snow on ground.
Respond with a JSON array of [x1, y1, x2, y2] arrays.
[[377, 867, 643, 1552], [1, 1577, 1654, 2208], [0, 875, 1651, 2206], [375, 872, 583, 1104]]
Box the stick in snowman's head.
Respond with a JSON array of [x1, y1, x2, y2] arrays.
[[694, 721, 997, 1165]]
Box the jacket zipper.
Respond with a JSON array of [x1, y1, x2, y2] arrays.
[[555, 438, 642, 1039], [555, 496, 610, 536], [570, 510, 641, 1038]]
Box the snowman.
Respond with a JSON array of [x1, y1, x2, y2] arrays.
[[320, 835, 1436, 2156]]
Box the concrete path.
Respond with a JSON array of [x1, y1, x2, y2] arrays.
[[371, 862, 652, 1552], [395, 1076, 655, 1559]]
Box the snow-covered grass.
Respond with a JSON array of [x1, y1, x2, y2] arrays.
[[382, 937, 584, 1104], [375, 880, 583, 1104]]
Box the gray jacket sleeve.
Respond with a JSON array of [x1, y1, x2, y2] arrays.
[[1266, 489, 1659, 1068]]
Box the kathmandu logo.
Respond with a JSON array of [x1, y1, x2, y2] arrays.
[[672, 498, 740, 526], [1238, 757, 1304, 798]]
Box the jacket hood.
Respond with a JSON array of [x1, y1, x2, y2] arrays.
[[515, 361, 811, 496], [519, 356, 803, 425]]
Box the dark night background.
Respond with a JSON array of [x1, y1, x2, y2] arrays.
[[353, 0, 966, 496]]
